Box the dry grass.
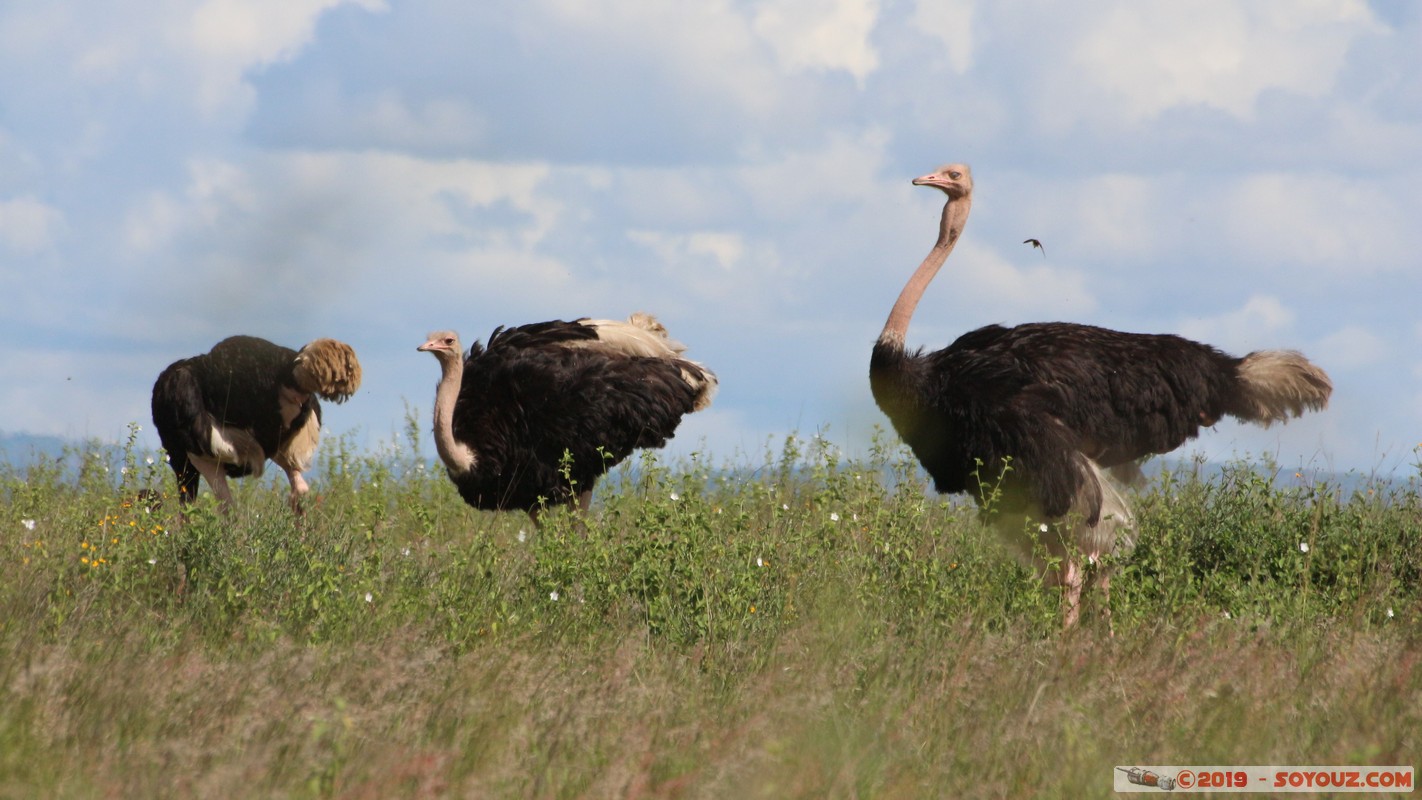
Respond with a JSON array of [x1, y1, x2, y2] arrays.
[[1, 433, 1419, 798]]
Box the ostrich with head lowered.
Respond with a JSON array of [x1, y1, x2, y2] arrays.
[[418, 313, 716, 521], [870, 163, 1332, 628], [152, 335, 362, 512]]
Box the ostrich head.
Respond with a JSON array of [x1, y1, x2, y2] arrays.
[[292, 338, 362, 403], [912, 163, 973, 199], [417, 331, 463, 362]]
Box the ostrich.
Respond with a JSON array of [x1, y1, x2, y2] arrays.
[[418, 313, 717, 520], [870, 163, 1332, 628], [151, 335, 362, 512]]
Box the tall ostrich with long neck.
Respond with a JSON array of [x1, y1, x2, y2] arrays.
[[870, 163, 1332, 628], [419, 313, 716, 521]]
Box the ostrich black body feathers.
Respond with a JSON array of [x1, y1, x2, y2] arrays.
[[151, 335, 360, 507], [440, 319, 712, 513], [872, 322, 1254, 524]]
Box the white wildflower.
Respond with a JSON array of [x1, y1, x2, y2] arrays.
[[401, 547, 411, 557], [1387, 607, 1395, 619], [781, 504, 789, 511], [829, 512, 840, 522], [147, 558, 157, 565], [1039, 523, 1050, 533], [21, 519, 36, 531], [517, 530, 527, 543], [756, 557, 764, 568], [364, 592, 373, 603], [1299, 542, 1310, 554], [669, 491, 680, 501], [550, 590, 560, 602], [1223, 610, 1232, 620], [145, 457, 154, 465]]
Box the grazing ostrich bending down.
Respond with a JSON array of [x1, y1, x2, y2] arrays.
[[418, 313, 717, 521], [870, 163, 1332, 628], [152, 336, 362, 512]]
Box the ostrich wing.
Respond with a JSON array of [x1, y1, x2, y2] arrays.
[[894, 330, 1093, 521], [983, 323, 1239, 466], [886, 322, 1241, 522], [454, 321, 703, 497], [190, 336, 313, 456]]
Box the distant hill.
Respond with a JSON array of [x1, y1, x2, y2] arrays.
[[0, 430, 71, 465]]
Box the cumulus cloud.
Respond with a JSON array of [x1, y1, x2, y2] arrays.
[[1175, 295, 1296, 351], [752, 0, 882, 85], [1069, 0, 1378, 123], [0, 197, 63, 254], [1219, 173, 1414, 274], [1314, 325, 1387, 371], [115, 151, 564, 341], [627, 229, 790, 313], [0, 0, 1418, 475], [909, 0, 974, 74], [950, 240, 1098, 320]]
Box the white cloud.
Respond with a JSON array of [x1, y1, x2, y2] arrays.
[[0, 197, 63, 253], [1071, 1, 1377, 123], [951, 240, 1098, 320], [113, 150, 566, 342], [539, 0, 784, 120], [753, 0, 881, 85], [1009, 172, 1167, 264], [733, 130, 891, 219], [627, 229, 793, 316], [184, 0, 390, 116], [337, 92, 490, 152], [1176, 295, 1296, 351], [1220, 173, 1413, 274], [1315, 325, 1386, 370], [909, 0, 974, 74], [0, 0, 1418, 479]]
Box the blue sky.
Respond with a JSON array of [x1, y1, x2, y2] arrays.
[[2, 0, 1419, 476]]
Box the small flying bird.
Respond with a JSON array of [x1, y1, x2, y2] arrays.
[[1023, 238, 1045, 255]]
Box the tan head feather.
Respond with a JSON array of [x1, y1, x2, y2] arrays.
[[293, 338, 362, 403]]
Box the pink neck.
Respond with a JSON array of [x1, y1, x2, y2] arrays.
[[431, 355, 477, 474], [878, 194, 972, 348]]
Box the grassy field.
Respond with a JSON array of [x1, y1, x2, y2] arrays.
[[2, 426, 1419, 798]]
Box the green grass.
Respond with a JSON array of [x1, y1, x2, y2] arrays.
[[1, 427, 1419, 798]]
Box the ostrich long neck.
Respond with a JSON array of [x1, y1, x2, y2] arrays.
[[432, 355, 477, 474], [878, 194, 972, 349]]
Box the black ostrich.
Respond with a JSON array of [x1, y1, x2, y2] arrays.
[[151, 335, 362, 512], [869, 163, 1332, 627], [418, 313, 717, 520]]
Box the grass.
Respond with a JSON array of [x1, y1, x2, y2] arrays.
[[1, 426, 1419, 798]]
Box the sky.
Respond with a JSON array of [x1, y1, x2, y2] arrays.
[[1, 0, 1419, 479]]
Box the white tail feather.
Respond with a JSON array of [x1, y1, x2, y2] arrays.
[[577, 313, 718, 411], [208, 425, 265, 475]]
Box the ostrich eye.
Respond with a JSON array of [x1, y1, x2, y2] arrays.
[[948, 171, 961, 179]]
